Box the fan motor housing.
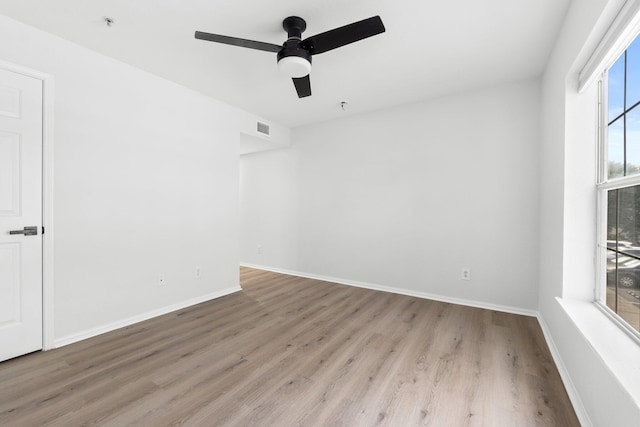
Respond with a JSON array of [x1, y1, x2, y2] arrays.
[[277, 40, 312, 64], [277, 41, 312, 77]]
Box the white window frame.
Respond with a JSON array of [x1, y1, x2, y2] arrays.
[[596, 65, 640, 343]]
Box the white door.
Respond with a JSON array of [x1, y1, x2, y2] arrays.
[[0, 68, 43, 362]]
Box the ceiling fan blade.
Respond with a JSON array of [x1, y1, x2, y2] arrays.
[[300, 16, 385, 55], [292, 75, 311, 98], [195, 31, 282, 53]]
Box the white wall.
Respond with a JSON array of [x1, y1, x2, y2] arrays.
[[539, 0, 640, 425], [0, 14, 243, 343], [240, 146, 299, 269], [241, 79, 541, 313]]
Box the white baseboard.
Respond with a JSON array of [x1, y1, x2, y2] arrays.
[[54, 286, 241, 348], [240, 263, 538, 317], [536, 314, 592, 427]]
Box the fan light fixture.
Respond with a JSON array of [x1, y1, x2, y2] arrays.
[[277, 56, 311, 78]]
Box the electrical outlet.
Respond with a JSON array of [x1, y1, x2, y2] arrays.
[[195, 266, 201, 279], [257, 245, 263, 254], [461, 268, 471, 281], [159, 274, 165, 286]]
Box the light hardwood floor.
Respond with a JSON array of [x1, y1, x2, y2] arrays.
[[0, 267, 579, 426]]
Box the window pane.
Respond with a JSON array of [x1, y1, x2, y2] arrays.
[[609, 54, 625, 123], [618, 186, 640, 245], [606, 190, 619, 313], [627, 39, 640, 108], [606, 186, 640, 333], [626, 107, 640, 175], [606, 249, 618, 312], [608, 118, 625, 178], [607, 189, 618, 242]]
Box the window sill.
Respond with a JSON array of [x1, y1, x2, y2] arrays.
[[557, 297, 640, 405]]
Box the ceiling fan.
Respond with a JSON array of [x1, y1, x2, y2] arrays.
[[195, 15, 385, 98]]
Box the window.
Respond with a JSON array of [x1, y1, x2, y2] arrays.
[[607, 39, 640, 178], [599, 35, 640, 336]]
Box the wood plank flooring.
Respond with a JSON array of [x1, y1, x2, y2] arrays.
[[0, 267, 579, 426]]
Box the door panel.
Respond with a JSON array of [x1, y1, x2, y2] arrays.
[[0, 83, 21, 118], [0, 68, 43, 362], [0, 131, 20, 215], [0, 243, 20, 327]]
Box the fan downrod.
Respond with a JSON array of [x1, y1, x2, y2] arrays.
[[282, 16, 306, 39]]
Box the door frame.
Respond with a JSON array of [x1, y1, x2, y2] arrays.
[[0, 60, 55, 351]]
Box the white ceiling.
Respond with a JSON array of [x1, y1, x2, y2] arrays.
[[0, 0, 570, 128]]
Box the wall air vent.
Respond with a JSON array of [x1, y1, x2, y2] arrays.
[[256, 121, 270, 136]]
